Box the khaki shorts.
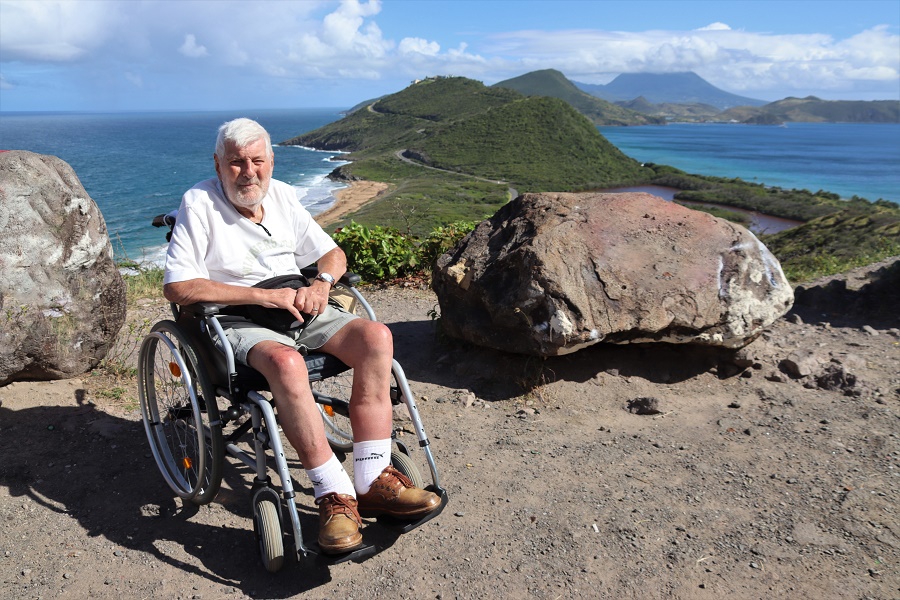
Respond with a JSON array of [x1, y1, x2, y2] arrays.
[[218, 304, 358, 365]]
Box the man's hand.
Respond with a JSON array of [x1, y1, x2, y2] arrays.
[[293, 280, 331, 318]]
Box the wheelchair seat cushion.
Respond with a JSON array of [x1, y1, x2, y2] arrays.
[[245, 274, 315, 333]]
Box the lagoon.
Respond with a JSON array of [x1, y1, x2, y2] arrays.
[[598, 122, 900, 205]]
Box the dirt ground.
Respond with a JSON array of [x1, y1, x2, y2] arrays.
[[1, 275, 898, 600]]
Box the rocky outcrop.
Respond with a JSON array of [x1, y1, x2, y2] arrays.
[[432, 191, 793, 356], [0, 151, 126, 384], [792, 255, 899, 327]]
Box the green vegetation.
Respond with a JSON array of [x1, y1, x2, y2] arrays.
[[491, 69, 665, 126], [331, 220, 475, 283], [330, 156, 507, 236], [287, 76, 653, 235], [120, 263, 165, 303], [331, 222, 420, 281], [415, 97, 650, 191], [762, 206, 900, 282]]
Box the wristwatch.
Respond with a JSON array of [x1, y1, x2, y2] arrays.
[[315, 272, 336, 288]]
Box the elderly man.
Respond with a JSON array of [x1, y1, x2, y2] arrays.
[[163, 118, 439, 554]]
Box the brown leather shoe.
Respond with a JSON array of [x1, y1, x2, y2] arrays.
[[315, 493, 363, 554], [356, 465, 440, 518]]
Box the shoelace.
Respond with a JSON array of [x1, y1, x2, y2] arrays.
[[317, 493, 362, 525], [382, 465, 414, 489]]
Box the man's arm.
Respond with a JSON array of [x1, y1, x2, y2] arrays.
[[163, 246, 349, 320], [164, 278, 306, 322]]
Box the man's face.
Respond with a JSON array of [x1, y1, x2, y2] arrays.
[[214, 137, 273, 211]]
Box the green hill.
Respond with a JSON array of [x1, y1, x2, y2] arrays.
[[410, 96, 649, 190], [491, 69, 665, 126], [716, 96, 900, 124], [284, 76, 652, 233]]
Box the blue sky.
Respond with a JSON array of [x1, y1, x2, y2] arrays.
[[1, 0, 898, 112]]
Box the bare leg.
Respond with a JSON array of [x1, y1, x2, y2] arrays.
[[319, 319, 394, 442], [247, 341, 333, 469]]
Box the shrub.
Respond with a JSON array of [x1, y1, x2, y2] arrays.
[[417, 220, 478, 268], [332, 221, 419, 282]]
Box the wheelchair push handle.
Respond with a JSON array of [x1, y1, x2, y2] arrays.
[[152, 211, 178, 229]]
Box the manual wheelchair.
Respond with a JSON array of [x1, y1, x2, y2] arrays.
[[136, 213, 448, 572]]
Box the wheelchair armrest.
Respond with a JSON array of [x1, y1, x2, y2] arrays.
[[179, 302, 229, 317], [300, 267, 361, 287]]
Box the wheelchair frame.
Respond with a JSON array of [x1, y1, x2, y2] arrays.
[[138, 215, 447, 571]]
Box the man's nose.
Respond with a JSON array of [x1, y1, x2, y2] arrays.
[[240, 160, 257, 178]]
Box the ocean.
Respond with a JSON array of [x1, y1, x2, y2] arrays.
[[1, 111, 898, 264], [0, 109, 347, 264]]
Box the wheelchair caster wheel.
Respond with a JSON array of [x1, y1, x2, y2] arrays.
[[391, 450, 425, 489], [252, 490, 285, 573]]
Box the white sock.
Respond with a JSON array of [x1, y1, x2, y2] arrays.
[[353, 439, 392, 494], [306, 454, 355, 500]]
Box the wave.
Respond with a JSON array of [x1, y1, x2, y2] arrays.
[[291, 175, 348, 216], [275, 144, 350, 155]]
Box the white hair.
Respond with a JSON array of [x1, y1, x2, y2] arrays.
[[215, 118, 273, 158]]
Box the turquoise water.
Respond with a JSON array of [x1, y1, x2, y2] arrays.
[[2, 112, 897, 264], [0, 109, 345, 263], [599, 122, 900, 204]]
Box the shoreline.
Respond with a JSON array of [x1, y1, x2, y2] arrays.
[[314, 180, 389, 228]]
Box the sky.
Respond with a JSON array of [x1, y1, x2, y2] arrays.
[[1, 0, 898, 112]]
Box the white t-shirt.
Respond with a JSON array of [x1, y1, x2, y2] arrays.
[[163, 177, 337, 286]]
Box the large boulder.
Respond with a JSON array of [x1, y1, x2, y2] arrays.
[[0, 151, 126, 384], [432, 192, 793, 356]]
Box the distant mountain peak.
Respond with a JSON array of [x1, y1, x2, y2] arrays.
[[573, 72, 767, 110], [491, 70, 666, 126]]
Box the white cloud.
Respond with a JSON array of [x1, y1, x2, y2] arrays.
[[0, 0, 120, 61], [399, 37, 441, 57], [178, 34, 208, 58], [480, 24, 899, 98], [697, 22, 732, 32], [0, 73, 13, 90]]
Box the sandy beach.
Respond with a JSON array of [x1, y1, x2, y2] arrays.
[[314, 179, 389, 227]]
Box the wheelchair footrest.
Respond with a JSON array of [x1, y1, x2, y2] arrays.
[[300, 542, 378, 566]]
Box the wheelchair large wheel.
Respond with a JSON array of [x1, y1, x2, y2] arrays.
[[138, 320, 224, 504], [313, 365, 407, 452], [313, 372, 354, 451]]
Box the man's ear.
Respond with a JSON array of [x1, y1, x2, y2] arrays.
[[213, 153, 221, 177]]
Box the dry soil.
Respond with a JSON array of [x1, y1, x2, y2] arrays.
[[1, 278, 898, 600]]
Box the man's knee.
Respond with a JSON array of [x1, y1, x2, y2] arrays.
[[250, 343, 308, 378], [360, 320, 393, 354]]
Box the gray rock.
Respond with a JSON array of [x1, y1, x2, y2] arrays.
[[779, 349, 821, 378], [432, 192, 793, 356], [0, 151, 126, 384]]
